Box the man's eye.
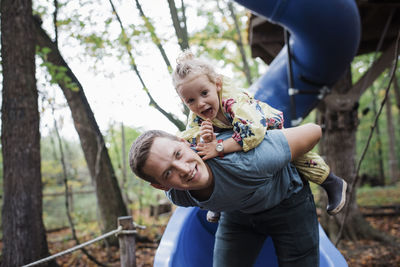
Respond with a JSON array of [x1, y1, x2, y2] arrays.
[[165, 170, 171, 179]]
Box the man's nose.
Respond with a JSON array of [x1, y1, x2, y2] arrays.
[[174, 161, 190, 177]]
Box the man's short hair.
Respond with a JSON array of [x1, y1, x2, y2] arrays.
[[129, 130, 180, 184]]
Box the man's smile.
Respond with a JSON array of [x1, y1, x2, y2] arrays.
[[187, 165, 197, 182]]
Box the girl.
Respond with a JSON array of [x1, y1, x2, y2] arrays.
[[172, 50, 346, 221]]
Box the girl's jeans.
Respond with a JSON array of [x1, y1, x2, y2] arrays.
[[213, 183, 319, 267]]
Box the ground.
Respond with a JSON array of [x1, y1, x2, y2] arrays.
[[338, 216, 400, 267], [44, 212, 400, 267]]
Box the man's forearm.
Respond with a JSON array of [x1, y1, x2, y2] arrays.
[[281, 123, 322, 160]]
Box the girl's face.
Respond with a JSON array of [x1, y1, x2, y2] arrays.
[[177, 74, 222, 120]]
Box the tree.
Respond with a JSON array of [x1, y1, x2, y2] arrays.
[[319, 39, 399, 244], [33, 17, 128, 244], [108, 0, 186, 130], [191, 0, 259, 87], [0, 0, 57, 265], [167, 0, 189, 51], [386, 90, 400, 184], [368, 77, 386, 185]]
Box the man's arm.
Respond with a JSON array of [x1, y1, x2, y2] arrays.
[[280, 123, 322, 160]]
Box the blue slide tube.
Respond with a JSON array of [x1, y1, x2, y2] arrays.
[[154, 207, 348, 266], [236, 0, 361, 126], [154, 0, 361, 265]]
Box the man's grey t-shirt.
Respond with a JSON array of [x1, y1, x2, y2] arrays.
[[166, 130, 303, 214]]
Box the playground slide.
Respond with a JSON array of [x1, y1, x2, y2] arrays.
[[237, 0, 361, 126], [154, 0, 361, 266], [154, 207, 347, 267]]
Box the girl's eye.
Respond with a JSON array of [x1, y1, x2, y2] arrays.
[[176, 150, 181, 158], [187, 99, 194, 104], [201, 90, 208, 96]]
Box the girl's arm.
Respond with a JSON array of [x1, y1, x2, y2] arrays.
[[222, 93, 283, 152], [281, 123, 322, 160], [196, 119, 242, 160]]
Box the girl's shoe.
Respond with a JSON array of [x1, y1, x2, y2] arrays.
[[206, 210, 221, 223], [321, 172, 348, 215]]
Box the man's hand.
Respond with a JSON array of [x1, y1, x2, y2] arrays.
[[196, 140, 219, 160], [200, 119, 216, 143]]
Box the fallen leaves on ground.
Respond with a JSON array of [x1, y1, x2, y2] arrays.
[[338, 216, 400, 267], [45, 211, 400, 266]]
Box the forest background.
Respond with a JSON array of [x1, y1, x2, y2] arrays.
[[0, 0, 399, 266]]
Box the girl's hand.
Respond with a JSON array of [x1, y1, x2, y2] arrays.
[[200, 119, 216, 143], [196, 140, 218, 160]]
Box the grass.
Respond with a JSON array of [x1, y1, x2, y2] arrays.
[[43, 191, 97, 230], [310, 181, 400, 209], [357, 182, 400, 206]]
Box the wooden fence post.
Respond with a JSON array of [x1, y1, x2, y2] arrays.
[[118, 216, 137, 267]]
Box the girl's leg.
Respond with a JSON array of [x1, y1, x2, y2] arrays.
[[206, 210, 220, 223], [293, 151, 347, 215]]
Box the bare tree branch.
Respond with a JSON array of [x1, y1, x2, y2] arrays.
[[108, 0, 185, 130]]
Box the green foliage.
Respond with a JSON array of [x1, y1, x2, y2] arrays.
[[104, 123, 165, 208], [357, 182, 400, 206], [0, 147, 3, 198], [36, 47, 79, 91], [41, 130, 89, 187], [43, 189, 97, 229], [189, 1, 261, 87], [355, 59, 400, 181]]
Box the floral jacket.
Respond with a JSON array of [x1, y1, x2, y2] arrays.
[[178, 77, 284, 152]]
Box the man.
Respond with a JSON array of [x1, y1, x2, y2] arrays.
[[129, 123, 321, 266]]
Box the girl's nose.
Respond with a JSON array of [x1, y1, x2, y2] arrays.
[[197, 100, 206, 109]]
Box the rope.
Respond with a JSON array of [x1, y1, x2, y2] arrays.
[[21, 226, 134, 267]]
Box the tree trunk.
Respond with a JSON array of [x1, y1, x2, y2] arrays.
[[33, 17, 127, 244], [385, 91, 400, 184], [370, 86, 386, 185], [1, 1, 57, 266], [393, 74, 400, 110], [393, 75, 400, 144], [316, 40, 397, 244], [318, 69, 388, 242]]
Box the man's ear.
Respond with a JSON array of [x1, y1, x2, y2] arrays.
[[150, 183, 170, 191]]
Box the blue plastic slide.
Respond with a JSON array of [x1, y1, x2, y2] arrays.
[[237, 0, 361, 126], [154, 0, 361, 265], [154, 207, 348, 267]]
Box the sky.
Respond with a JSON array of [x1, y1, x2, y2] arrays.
[[37, 0, 208, 140]]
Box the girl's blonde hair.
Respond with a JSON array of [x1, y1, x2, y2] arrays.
[[172, 50, 220, 90]]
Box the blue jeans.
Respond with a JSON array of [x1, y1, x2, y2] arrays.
[[213, 183, 319, 267]]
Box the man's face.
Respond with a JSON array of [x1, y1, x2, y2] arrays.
[[142, 137, 213, 191]]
